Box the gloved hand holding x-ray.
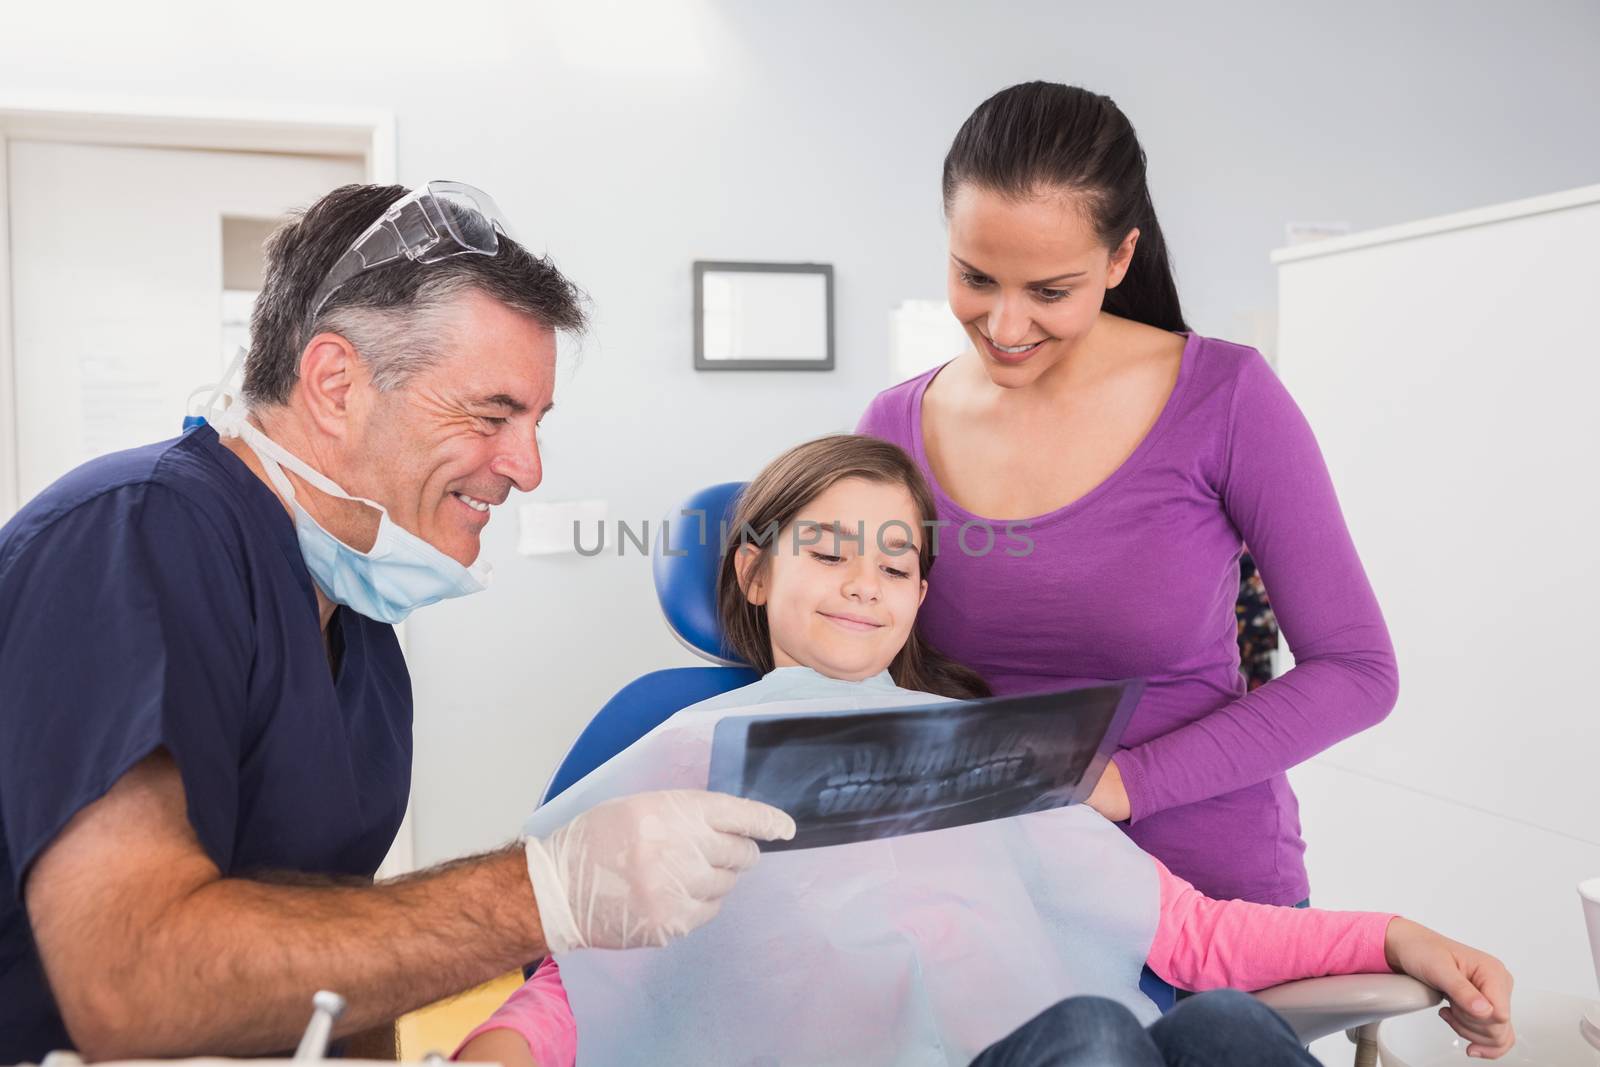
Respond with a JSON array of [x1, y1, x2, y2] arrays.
[[523, 789, 796, 952]]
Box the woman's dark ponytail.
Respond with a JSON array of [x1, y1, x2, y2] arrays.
[[943, 81, 1188, 333]]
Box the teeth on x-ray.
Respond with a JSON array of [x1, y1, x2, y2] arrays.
[[815, 733, 1034, 817], [824, 732, 1027, 788]]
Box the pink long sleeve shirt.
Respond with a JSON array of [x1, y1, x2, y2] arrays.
[[455, 862, 1395, 1065]]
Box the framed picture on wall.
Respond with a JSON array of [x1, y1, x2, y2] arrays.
[[693, 260, 834, 371]]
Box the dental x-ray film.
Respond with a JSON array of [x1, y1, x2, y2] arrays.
[[707, 679, 1144, 851]]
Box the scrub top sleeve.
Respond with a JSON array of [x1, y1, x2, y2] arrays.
[[0, 484, 255, 894]]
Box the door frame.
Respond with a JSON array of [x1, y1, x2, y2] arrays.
[[0, 94, 396, 519]]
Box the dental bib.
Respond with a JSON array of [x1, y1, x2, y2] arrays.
[[525, 667, 1161, 1067]]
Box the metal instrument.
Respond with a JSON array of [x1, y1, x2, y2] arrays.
[[292, 990, 347, 1061]]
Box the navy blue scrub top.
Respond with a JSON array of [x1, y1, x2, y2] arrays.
[[0, 427, 412, 1060]]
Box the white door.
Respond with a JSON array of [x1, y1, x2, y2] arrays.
[[6, 140, 363, 504]]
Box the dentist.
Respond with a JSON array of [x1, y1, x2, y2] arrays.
[[0, 182, 793, 1062]]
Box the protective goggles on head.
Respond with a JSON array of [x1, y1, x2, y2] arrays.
[[308, 180, 509, 319]]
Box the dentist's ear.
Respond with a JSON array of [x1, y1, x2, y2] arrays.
[[734, 544, 769, 606], [295, 332, 363, 440]]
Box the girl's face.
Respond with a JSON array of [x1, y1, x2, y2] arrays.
[[945, 183, 1138, 388], [737, 477, 928, 682]]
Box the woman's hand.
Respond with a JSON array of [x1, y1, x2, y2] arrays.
[[1085, 757, 1131, 822], [1384, 917, 1515, 1059]]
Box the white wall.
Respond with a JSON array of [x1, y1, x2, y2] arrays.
[[5, 2, 1598, 884]]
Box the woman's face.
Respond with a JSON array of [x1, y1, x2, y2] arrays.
[[945, 183, 1138, 388], [737, 477, 928, 682]]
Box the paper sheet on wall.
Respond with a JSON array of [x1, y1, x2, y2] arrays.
[[77, 351, 173, 460]]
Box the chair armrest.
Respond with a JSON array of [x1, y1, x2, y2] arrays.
[[1251, 973, 1443, 1044]]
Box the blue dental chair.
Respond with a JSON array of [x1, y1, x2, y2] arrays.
[[540, 482, 757, 804], [537, 482, 1442, 1064]]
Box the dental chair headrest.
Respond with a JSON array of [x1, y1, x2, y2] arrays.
[[653, 481, 749, 667]]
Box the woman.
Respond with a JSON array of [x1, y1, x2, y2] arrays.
[[857, 81, 1398, 908]]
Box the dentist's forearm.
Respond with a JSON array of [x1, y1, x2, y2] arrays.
[[125, 848, 546, 1054], [28, 753, 548, 1060]]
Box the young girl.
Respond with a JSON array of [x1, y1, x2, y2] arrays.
[[458, 435, 1513, 1066]]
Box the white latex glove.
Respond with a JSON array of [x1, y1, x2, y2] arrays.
[[524, 788, 796, 952]]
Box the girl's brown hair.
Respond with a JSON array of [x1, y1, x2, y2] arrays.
[[716, 434, 991, 701]]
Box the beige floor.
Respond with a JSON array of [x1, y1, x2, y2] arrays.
[[396, 970, 525, 1060]]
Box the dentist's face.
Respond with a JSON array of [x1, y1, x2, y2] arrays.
[[738, 478, 929, 682], [348, 290, 556, 566], [945, 183, 1138, 388]]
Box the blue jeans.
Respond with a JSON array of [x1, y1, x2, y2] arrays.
[[969, 989, 1319, 1067]]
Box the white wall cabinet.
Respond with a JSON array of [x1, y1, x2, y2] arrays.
[[1274, 184, 1600, 1008]]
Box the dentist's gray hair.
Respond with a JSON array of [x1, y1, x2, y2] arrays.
[[244, 184, 587, 406]]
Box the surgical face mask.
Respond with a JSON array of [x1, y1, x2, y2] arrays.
[[208, 399, 491, 625]]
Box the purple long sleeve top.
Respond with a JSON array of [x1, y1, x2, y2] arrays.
[[856, 333, 1398, 905]]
